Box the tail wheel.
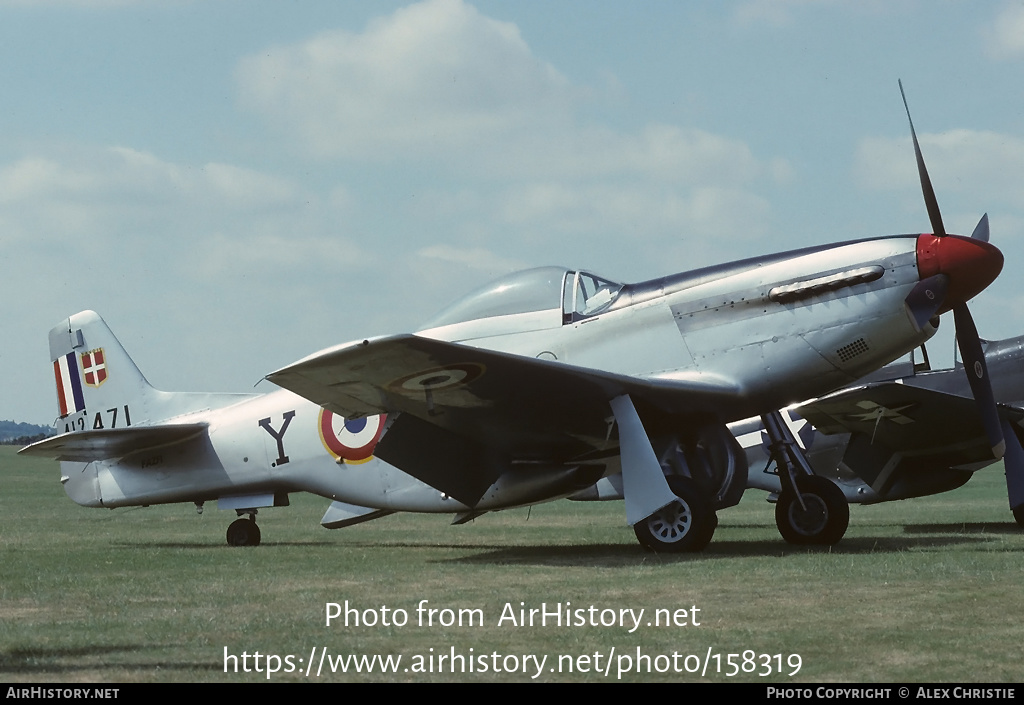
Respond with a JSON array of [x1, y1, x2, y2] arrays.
[[226, 518, 262, 547], [775, 475, 849, 545], [633, 476, 716, 553]]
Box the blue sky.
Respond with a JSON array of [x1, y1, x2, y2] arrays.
[[3, 0, 1024, 424]]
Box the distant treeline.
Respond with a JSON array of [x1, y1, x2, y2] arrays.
[[0, 420, 54, 445]]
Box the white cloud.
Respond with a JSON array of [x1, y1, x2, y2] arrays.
[[105, 147, 300, 210], [855, 129, 1024, 210], [194, 232, 369, 278], [983, 2, 1024, 59], [0, 147, 298, 213], [236, 0, 777, 185], [0, 157, 96, 202], [495, 123, 764, 185], [237, 0, 574, 160], [0, 146, 367, 282], [234, 0, 785, 255], [498, 182, 771, 244], [0, 143, 372, 420]]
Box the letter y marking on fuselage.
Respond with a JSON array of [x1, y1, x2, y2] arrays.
[[259, 410, 296, 466]]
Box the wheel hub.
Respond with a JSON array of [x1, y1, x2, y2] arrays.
[[647, 500, 692, 543], [788, 494, 828, 536]]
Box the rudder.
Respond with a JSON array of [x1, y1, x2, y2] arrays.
[[49, 310, 155, 433]]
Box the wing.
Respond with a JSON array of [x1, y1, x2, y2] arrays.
[[267, 334, 741, 505], [268, 334, 742, 457], [796, 382, 1024, 452], [19, 423, 209, 462], [794, 382, 1023, 498]]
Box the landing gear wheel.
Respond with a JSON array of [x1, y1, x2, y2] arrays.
[[1012, 504, 1024, 528], [633, 477, 717, 553], [226, 518, 262, 547], [775, 475, 849, 545]]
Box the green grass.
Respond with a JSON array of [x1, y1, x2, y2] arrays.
[[1, 446, 1022, 682]]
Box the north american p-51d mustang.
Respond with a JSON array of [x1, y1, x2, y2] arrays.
[[573, 335, 1024, 542], [785, 335, 1024, 527], [22, 84, 1015, 551]]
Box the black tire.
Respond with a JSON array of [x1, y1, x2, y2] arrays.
[[226, 518, 262, 547], [1012, 504, 1024, 528], [775, 475, 849, 545], [633, 476, 717, 553]]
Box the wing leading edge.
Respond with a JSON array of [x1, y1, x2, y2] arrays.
[[795, 383, 1024, 500], [267, 334, 743, 459], [796, 382, 1024, 453]]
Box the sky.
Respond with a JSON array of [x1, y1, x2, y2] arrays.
[[3, 0, 1024, 424]]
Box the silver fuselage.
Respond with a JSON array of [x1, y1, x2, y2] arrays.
[[61, 236, 935, 516]]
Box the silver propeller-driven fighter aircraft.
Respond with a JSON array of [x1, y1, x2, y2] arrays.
[[788, 337, 1024, 527], [21, 83, 1011, 551], [574, 337, 1024, 543]]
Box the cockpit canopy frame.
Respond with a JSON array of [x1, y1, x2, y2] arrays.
[[418, 266, 624, 334]]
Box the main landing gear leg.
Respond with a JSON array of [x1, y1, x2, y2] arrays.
[[226, 509, 262, 547], [611, 394, 717, 552], [761, 411, 849, 545], [1002, 419, 1024, 528]]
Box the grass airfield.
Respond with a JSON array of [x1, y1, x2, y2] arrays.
[[1, 446, 1022, 683]]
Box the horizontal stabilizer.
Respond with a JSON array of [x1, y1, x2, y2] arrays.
[[18, 423, 208, 462], [320, 501, 395, 529]]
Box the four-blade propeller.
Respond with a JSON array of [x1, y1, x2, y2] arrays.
[[899, 80, 1024, 522]]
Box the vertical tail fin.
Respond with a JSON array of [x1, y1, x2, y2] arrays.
[[49, 310, 155, 433]]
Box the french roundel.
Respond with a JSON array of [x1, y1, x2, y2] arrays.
[[389, 363, 485, 393], [318, 409, 386, 464]]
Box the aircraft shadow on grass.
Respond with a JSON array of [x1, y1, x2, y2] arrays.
[[111, 540, 337, 550], [902, 521, 1022, 535], [110, 516, 1019, 555], [317, 532, 1000, 567], [445, 536, 995, 567], [0, 644, 219, 676]]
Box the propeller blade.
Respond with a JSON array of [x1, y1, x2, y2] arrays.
[[903, 273, 949, 332], [899, 79, 947, 238], [954, 303, 1004, 458], [970, 213, 990, 242], [1000, 419, 1024, 523]]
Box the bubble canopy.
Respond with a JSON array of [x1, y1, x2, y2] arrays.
[[419, 266, 626, 332], [419, 267, 569, 331]]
